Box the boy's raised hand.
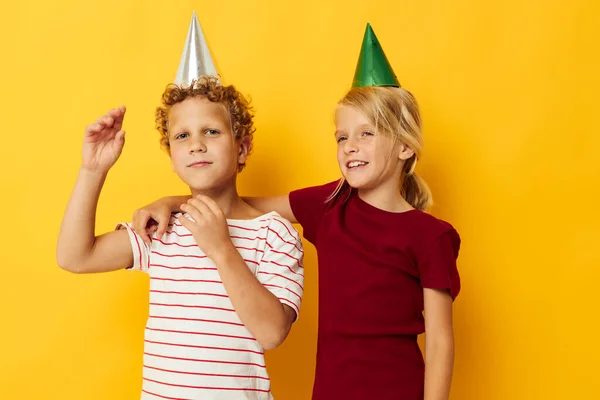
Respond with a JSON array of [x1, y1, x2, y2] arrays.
[[82, 106, 127, 173]]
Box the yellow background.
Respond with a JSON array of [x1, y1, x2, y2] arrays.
[[1, 0, 598, 398]]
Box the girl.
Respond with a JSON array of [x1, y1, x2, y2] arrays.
[[132, 25, 460, 400]]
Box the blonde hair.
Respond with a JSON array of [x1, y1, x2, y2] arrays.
[[330, 86, 433, 211]]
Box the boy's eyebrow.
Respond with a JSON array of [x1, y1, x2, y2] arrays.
[[169, 121, 227, 135]]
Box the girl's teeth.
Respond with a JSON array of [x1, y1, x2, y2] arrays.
[[349, 161, 367, 168]]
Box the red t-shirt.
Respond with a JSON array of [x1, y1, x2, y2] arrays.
[[289, 181, 461, 400]]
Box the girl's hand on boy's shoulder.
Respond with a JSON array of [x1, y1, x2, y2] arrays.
[[179, 195, 234, 259], [133, 200, 171, 246]]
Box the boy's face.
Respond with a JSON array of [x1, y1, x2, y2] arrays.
[[167, 96, 249, 193]]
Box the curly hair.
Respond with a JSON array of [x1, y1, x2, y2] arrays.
[[155, 75, 255, 171]]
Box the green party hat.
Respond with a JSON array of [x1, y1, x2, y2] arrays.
[[352, 23, 400, 88]]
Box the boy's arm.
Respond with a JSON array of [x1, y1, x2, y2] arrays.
[[56, 107, 133, 274], [57, 169, 133, 273], [179, 195, 299, 351], [209, 245, 296, 351]]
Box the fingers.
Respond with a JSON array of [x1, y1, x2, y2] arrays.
[[132, 209, 152, 245], [132, 200, 172, 245], [107, 106, 125, 119], [156, 216, 169, 240], [189, 197, 213, 216], [133, 208, 157, 245], [96, 114, 114, 128], [193, 194, 223, 217], [85, 106, 125, 139], [180, 201, 204, 223], [178, 214, 193, 231], [85, 123, 103, 136], [141, 224, 158, 247], [180, 196, 225, 230], [116, 129, 126, 144], [139, 225, 152, 246], [131, 210, 142, 235], [111, 106, 126, 131], [96, 106, 126, 129], [112, 130, 126, 155]]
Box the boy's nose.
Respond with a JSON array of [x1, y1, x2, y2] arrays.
[[189, 137, 207, 153]]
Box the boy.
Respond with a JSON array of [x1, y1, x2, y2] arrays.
[[56, 75, 304, 399]]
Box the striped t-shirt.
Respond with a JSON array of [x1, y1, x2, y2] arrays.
[[118, 211, 304, 400]]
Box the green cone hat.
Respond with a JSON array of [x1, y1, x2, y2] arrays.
[[352, 23, 400, 88]]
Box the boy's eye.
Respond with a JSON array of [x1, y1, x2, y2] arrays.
[[206, 129, 220, 135], [336, 136, 347, 143], [175, 132, 189, 140]]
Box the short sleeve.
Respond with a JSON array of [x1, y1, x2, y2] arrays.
[[418, 229, 461, 299], [288, 180, 339, 244], [116, 222, 151, 273], [257, 216, 305, 320]]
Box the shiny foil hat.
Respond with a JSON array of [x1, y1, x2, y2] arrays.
[[174, 11, 219, 86]]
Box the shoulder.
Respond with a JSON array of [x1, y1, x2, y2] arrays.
[[165, 212, 188, 231], [407, 211, 460, 257], [153, 212, 193, 242], [262, 212, 302, 244], [409, 210, 456, 235], [298, 179, 341, 193], [290, 179, 342, 203]]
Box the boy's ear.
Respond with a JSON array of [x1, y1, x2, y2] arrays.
[[237, 136, 251, 166]]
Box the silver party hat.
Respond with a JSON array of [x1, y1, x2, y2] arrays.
[[174, 12, 218, 86]]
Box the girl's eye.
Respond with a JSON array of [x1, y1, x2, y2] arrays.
[[175, 132, 189, 140], [362, 131, 374, 137], [336, 136, 347, 143], [206, 129, 220, 135]]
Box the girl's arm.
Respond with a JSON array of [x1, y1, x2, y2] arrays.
[[423, 288, 455, 400], [132, 194, 297, 245], [243, 195, 296, 223]]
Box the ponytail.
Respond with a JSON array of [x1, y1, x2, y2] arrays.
[[402, 173, 432, 211], [401, 156, 432, 211]]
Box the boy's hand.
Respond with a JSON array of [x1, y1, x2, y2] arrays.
[[82, 106, 127, 173], [179, 195, 235, 260]]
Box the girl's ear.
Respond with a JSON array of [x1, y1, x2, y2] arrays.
[[398, 143, 415, 161]]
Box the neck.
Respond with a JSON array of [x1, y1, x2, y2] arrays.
[[190, 179, 247, 219], [357, 176, 413, 213]]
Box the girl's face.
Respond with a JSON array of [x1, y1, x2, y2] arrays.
[[334, 105, 413, 191]]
